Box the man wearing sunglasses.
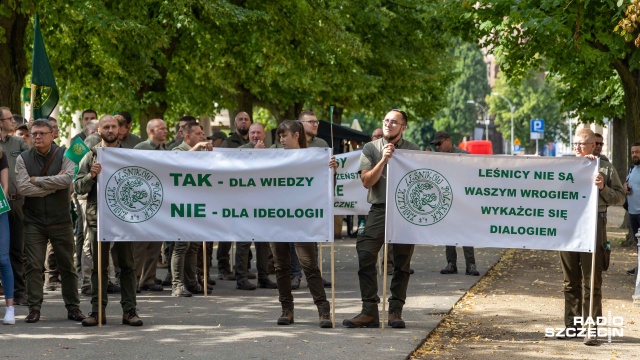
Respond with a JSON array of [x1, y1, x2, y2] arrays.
[[431, 131, 480, 277], [593, 133, 609, 163]]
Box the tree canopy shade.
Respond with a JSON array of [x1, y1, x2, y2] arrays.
[[487, 71, 564, 154], [449, 1, 634, 155], [1, 0, 456, 138], [432, 40, 491, 144]]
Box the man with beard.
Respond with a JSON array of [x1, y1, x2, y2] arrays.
[[624, 141, 640, 277], [75, 115, 142, 326], [235, 123, 278, 290], [343, 109, 419, 329], [217, 112, 252, 281]]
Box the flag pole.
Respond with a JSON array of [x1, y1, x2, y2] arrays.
[[203, 241, 208, 298], [330, 104, 336, 327], [98, 240, 103, 327], [30, 85, 35, 121]]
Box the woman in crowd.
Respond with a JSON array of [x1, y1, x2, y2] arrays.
[[271, 120, 336, 328], [0, 148, 15, 325]]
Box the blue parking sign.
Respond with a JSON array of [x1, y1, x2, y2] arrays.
[[530, 119, 544, 132]]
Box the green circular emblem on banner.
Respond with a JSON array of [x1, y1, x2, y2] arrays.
[[105, 166, 163, 223], [72, 143, 85, 155], [395, 169, 452, 226], [33, 85, 52, 109]]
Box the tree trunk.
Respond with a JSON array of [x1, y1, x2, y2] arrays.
[[331, 106, 343, 125], [230, 85, 255, 131], [0, 10, 29, 115], [269, 103, 302, 124], [612, 116, 628, 184], [134, 36, 179, 140], [612, 60, 640, 174]]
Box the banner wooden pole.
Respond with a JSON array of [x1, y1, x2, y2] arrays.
[[586, 161, 600, 341], [331, 242, 336, 328], [319, 244, 323, 275], [381, 243, 389, 329], [97, 240, 103, 327], [203, 241, 208, 298]]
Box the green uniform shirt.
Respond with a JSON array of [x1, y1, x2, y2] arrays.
[[0, 135, 30, 196], [449, 145, 469, 154], [134, 139, 167, 151], [220, 132, 248, 148], [272, 136, 328, 148], [172, 141, 191, 151], [359, 138, 419, 205], [239, 142, 256, 149], [598, 159, 625, 211]]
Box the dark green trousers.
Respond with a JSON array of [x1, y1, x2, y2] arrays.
[[235, 242, 271, 282], [89, 225, 137, 313], [560, 216, 606, 327], [270, 241, 329, 312], [171, 241, 199, 288], [445, 246, 475, 267], [24, 221, 80, 311], [357, 204, 414, 316]]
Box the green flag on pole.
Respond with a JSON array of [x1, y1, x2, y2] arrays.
[[0, 184, 10, 215], [31, 13, 59, 120], [64, 137, 90, 164]]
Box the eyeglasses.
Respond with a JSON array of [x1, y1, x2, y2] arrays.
[[30, 131, 52, 137], [595, 142, 604, 146], [433, 142, 442, 147], [382, 119, 405, 126], [300, 120, 319, 126], [0, 117, 12, 121], [573, 142, 593, 147]]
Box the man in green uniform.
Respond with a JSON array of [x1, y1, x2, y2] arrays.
[[557, 128, 625, 345], [75, 115, 143, 326], [217, 112, 252, 281], [431, 130, 480, 276], [343, 109, 419, 329], [132, 119, 168, 291], [16, 119, 86, 323], [236, 123, 277, 290], [170, 122, 213, 296]]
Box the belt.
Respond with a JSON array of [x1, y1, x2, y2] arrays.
[[598, 211, 607, 218], [7, 194, 22, 201]]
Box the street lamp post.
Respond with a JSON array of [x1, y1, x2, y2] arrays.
[[491, 92, 515, 155], [467, 100, 489, 140]]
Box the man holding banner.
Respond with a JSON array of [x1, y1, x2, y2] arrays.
[[559, 128, 624, 345], [75, 115, 142, 326], [343, 109, 419, 329]]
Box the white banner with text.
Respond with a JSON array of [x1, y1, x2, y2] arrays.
[[334, 150, 369, 215], [97, 147, 333, 242], [386, 151, 599, 252]]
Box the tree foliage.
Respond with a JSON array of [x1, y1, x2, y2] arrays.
[[432, 40, 491, 144], [487, 71, 564, 153]]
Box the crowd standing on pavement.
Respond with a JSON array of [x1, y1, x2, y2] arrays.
[[0, 104, 638, 345]]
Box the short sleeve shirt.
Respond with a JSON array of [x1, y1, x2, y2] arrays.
[[359, 138, 419, 204], [0, 153, 8, 171]]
